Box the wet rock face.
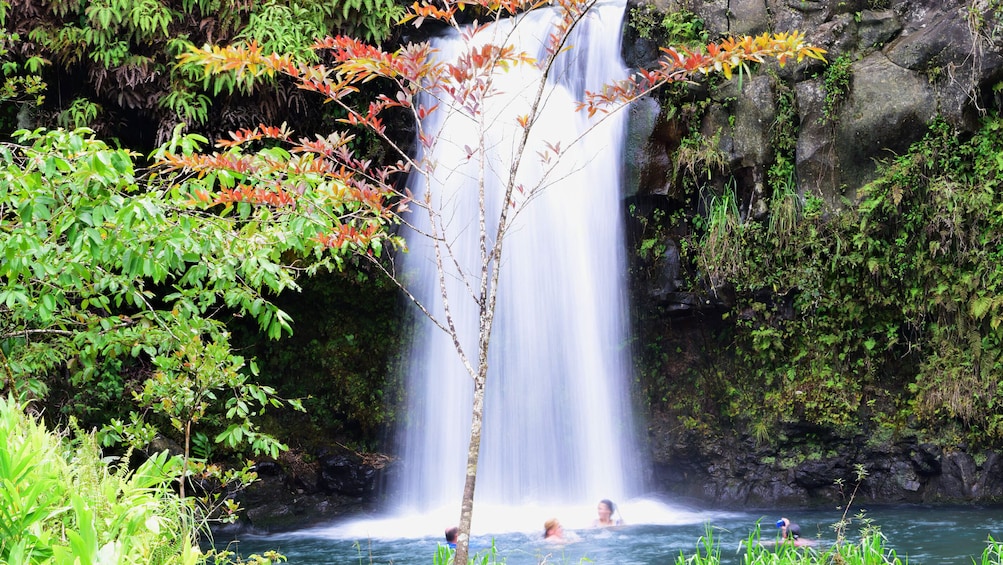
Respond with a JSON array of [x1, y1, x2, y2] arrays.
[[224, 449, 393, 533], [647, 412, 1003, 507], [831, 51, 939, 195], [317, 453, 372, 495], [621, 0, 1003, 322], [621, 0, 1003, 211]]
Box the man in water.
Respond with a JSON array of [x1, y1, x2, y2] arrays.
[[444, 526, 458, 549], [776, 517, 810, 546]]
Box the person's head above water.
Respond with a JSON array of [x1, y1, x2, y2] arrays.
[[776, 517, 800, 539], [597, 499, 616, 523], [544, 518, 563, 539], [445, 526, 459, 544]]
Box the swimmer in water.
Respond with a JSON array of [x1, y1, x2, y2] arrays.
[[592, 499, 624, 528]]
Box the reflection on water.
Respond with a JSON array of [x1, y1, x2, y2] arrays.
[[215, 501, 1003, 564]]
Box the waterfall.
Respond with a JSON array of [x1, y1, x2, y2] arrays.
[[394, 0, 644, 525]]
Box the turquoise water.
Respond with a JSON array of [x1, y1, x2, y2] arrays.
[[216, 502, 1003, 564]]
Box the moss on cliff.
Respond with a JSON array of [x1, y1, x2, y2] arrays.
[[631, 113, 1003, 452]]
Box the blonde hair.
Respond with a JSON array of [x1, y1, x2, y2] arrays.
[[543, 518, 560, 537]]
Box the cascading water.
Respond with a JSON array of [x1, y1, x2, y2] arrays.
[[394, 0, 645, 527]]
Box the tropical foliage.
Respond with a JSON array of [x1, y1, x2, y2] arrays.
[[637, 111, 1003, 449], [0, 395, 202, 564], [0, 122, 401, 527], [0, 0, 405, 143], [229, 266, 406, 451], [0, 395, 292, 563], [1, 0, 830, 559]]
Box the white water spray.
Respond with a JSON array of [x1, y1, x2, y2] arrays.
[[393, 0, 646, 529]]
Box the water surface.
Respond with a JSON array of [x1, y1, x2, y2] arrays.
[[217, 501, 1003, 564]]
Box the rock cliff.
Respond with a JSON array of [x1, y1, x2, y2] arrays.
[[623, 0, 1003, 508]]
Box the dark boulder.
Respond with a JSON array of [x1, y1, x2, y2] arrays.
[[317, 452, 379, 497]]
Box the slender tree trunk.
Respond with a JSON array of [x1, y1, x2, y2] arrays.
[[181, 418, 191, 500], [454, 365, 487, 564]]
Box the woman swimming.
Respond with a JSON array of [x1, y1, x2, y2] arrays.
[[592, 499, 623, 528]]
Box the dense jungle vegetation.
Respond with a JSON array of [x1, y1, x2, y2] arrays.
[[631, 111, 1003, 452], [1, 0, 411, 452], [1, 0, 412, 561], [615, 6, 1003, 452], [1, 0, 405, 146], [2, 1, 1003, 561]]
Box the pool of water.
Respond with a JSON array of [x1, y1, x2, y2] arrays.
[[215, 500, 1003, 564]]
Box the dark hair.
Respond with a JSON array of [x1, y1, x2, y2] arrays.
[[599, 499, 616, 514], [445, 526, 459, 543]]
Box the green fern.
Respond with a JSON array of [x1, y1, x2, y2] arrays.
[[158, 88, 211, 125], [129, 0, 177, 43], [235, 0, 329, 59], [57, 97, 101, 128]]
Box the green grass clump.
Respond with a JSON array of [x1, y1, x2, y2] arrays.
[[978, 536, 1003, 565], [676, 523, 1003, 565], [433, 539, 507, 565], [674, 523, 908, 565]]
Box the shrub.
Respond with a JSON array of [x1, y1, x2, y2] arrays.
[[0, 395, 204, 564]]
